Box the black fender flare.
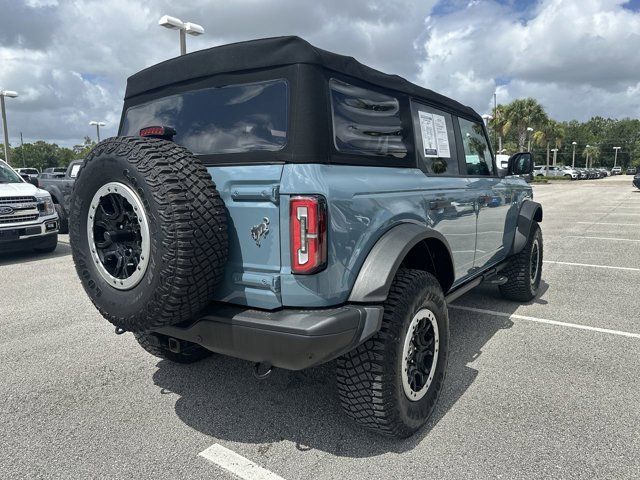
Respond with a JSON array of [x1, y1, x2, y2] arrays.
[[510, 200, 543, 256], [348, 223, 454, 303]]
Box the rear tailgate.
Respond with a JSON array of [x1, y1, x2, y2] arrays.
[[208, 164, 284, 309]]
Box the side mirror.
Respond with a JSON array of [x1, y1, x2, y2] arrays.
[[507, 152, 534, 176]]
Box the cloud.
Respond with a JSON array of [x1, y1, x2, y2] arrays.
[[0, 0, 638, 148], [418, 0, 640, 118]]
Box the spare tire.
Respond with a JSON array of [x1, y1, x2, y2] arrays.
[[69, 136, 228, 332]]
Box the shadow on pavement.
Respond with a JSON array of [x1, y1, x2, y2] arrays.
[[0, 241, 71, 267], [151, 285, 533, 457]]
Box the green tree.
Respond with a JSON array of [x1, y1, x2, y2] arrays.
[[12, 141, 76, 172], [72, 136, 96, 159], [534, 119, 564, 169], [502, 98, 548, 152]]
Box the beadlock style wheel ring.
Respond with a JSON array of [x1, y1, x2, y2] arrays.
[[530, 237, 540, 285], [87, 182, 150, 290], [402, 308, 440, 402]]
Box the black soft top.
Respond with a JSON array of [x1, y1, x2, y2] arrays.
[[125, 36, 481, 122]]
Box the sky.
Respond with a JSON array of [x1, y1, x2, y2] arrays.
[[1, 0, 639, 147]]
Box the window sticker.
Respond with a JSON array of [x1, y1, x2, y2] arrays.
[[418, 111, 451, 158]]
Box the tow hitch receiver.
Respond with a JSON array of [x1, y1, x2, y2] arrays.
[[167, 337, 181, 353]]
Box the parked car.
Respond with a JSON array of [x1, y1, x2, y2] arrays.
[[0, 160, 58, 253], [68, 36, 542, 438], [612, 166, 622, 175], [586, 168, 600, 179], [627, 167, 637, 175], [15, 167, 40, 182], [535, 165, 575, 179], [633, 173, 640, 189], [38, 160, 83, 234], [558, 166, 579, 179], [576, 168, 589, 180]]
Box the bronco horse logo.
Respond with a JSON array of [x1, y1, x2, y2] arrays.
[[250, 217, 270, 247]]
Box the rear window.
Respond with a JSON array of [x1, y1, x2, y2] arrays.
[[329, 78, 408, 159], [121, 79, 288, 155]]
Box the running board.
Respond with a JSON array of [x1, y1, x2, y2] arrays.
[[445, 263, 507, 304]]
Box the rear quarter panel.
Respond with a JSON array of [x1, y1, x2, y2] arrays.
[[279, 163, 480, 307]]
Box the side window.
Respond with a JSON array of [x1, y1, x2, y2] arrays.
[[329, 78, 408, 159], [411, 101, 458, 175], [458, 118, 494, 176]]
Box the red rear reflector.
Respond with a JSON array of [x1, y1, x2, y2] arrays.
[[139, 126, 176, 139], [290, 196, 327, 274]]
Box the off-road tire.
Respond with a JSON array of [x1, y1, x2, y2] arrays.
[[55, 203, 69, 234], [34, 234, 57, 253], [336, 269, 449, 438], [499, 222, 543, 302], [135, 332, 212, 364], [69, 136, 228, 333]]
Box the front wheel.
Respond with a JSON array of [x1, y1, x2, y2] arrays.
[[55, 203, 69, 234], [337, 269, 449, 438], [499, 222, 543, 302]]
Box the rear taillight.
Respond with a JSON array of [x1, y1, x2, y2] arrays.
[[290, 196, 327, 274]]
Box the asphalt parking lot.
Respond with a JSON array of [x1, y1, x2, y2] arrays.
[[1, 175, 639, 480]]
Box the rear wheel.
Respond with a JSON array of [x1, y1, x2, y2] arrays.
[[135, 332, 212, 364], [499, 222, 543, 302], [336, 269, 449, 438]]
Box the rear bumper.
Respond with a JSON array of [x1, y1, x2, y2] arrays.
[[156, 303, 384, 370]]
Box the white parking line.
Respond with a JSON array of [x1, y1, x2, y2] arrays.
[[564, 235, 640, 242], [199, 444, 286, 480], [576, 222, 640, 226], [449, 305, 640, 339], [595, 212, 640, 215], [544, 260, 640, 272]]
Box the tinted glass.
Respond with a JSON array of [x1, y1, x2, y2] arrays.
[[411, 101, 458, 175], [458, 118, 494, 176], [330, 79, 407, 159], [121, 80, 288, 155]]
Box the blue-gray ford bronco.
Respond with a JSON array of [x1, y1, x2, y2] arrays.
[[69, 36, 542, 438]]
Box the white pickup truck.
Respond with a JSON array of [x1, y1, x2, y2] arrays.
[[0, 160, 59, 253]]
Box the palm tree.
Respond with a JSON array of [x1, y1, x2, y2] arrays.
[[490, 104, 507, 153], [583, 144, 600, 168], [502, 98, 548, 152], [534, 120, 564, 171]]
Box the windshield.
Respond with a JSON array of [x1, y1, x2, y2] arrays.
[[121, 79, 288, 155], [0, 161, 24, 184]]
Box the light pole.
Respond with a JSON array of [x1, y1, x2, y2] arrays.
[[551, 148, 558, 167], [527, 126, 534, 152], [89, 121, 106, 142], [571, 141, 577, 168], [159, 15, 204, 56], [1, 89, 18, 166], [613, 146, 621, 170], [585, 145, 591, 168]]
